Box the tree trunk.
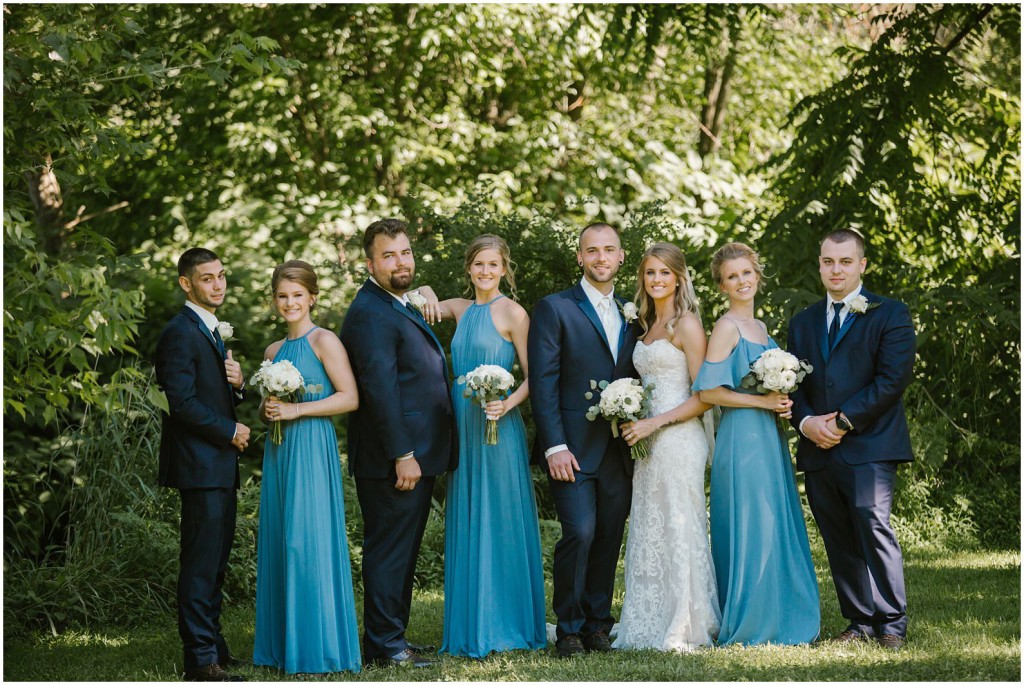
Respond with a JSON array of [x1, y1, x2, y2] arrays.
[[698, 25, 738, 159], [24, 155, 65, 254]]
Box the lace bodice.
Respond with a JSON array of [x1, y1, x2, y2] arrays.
[[633, 339, 694, 414]]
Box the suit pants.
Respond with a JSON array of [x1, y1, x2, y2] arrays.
[[178, 487, 237, 670], [805, 457, 907, 638], [548, 446, 631, 640], [355, 475, 436, 661]]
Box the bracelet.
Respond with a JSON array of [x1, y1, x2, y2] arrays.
[[295, 405, 301, 419]]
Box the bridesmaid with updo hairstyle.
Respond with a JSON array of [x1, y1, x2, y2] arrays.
[[252, 260, 363, 675]]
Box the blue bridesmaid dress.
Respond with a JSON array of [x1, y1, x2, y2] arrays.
[[692, 333, 821, 646], [253, 327, 361, 673], [441, 297, 547, 657]]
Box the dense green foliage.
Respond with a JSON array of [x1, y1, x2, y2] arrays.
[[4, 3, 1019, 632]]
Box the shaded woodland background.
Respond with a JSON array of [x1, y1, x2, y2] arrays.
[[3, 3, 1019, 633]]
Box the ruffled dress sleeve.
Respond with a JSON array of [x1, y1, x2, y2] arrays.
[[692, 342, 751, 392]]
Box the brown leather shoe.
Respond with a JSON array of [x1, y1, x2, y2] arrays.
[[877, 634, 905, 651], [831, 629, 868, 644], [556, 634, 585, 658], [581, 629, 612, 652], [184, 663, 245, 681]]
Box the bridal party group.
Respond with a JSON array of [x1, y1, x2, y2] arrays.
[[155, 218, 916, 680]]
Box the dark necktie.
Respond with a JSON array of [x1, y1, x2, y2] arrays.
[[827, 302, 844, 350], [213, 327, 226, 359]]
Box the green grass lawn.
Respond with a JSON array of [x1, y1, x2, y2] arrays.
[[4, 546, 1019, 681]]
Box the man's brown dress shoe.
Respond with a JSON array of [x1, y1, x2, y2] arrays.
[[831, 629, 868, 644], [556, 634, 585, 658], [877, 634, 905, 650], [184, 663, 245, 681]]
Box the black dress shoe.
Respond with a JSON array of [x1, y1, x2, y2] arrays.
[[184, 663, 246, 681], [582, 629, 612, 652], [220, 655, 243, 669], [556, 634, 585, 658], [406, 642, 436, 654], [372, 648, 435, 668]]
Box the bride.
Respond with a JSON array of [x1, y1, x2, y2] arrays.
[[613, 242, 721, 652]]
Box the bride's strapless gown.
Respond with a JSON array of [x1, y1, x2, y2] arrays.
[[613, 339, 721, 652]]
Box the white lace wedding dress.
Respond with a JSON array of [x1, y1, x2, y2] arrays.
[[613, 339, 721, 652]]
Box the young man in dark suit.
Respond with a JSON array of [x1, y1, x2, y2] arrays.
[[527, 223, 640, 657], [788, 228, 916, 650], [156, 248, 250, 681], [339, 219, 457, 668]]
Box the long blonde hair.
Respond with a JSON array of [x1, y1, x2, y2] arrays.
[[463, 234, 518, 301], [633, 242, 701, 337]]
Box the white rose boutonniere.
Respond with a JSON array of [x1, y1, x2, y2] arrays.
[[407, 290, 427, 313], [216, 321, 234, 340], [619, 301, 639, 323], [848, 295, 880, 315]]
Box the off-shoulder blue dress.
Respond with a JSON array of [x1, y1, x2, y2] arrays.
[[693, 333, 820, 646]]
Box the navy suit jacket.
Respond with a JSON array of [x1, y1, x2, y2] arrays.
[[156, 307, 243, 490], [788, 288, 916, 472], [527, 282, 641, 475], [339, 278, 457, 479]]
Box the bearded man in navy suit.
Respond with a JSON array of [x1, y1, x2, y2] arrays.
[[787, 228, 916, 651], [527, 223, 641, 658], [156, 248, 250, 681], [340, 218, 457, 668]]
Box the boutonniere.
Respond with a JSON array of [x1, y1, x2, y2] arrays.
[[216, 321, 234, 340], [407, 290, 428, 314], [619, 301, 639, 324], [848, 295, 880, 315]]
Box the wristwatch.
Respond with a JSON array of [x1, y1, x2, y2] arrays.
[[835, 412, 853, 432]]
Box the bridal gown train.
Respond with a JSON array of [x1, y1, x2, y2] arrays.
[[613, 339, 721, 652]]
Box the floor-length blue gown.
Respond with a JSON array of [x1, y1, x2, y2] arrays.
[[692, 333, 820, 646], [253, 327, 361, 673], [441, 297, 547, 658]]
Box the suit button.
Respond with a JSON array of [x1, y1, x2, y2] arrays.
[[827, 381, 834, 388]]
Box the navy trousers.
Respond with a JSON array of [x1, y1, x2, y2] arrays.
[[178, 487, 237, 670], [355, 475, 436, 661], [548, 446, 632, 640], [805, 457, 907, 638]]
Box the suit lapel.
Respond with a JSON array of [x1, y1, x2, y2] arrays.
[[832, 289, 877, 355], [392, 297, 446, 356], [573, 283, 613, 357], [182, 307, 221, 358], [614, 295, 632, 359], [812, 299, 831, 362]]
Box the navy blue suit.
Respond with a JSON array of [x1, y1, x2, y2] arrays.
[[527, 282, 640, 640], [339, 278, 457, 661], [155, 306, 244, 671], [788, 289, 915, 638]]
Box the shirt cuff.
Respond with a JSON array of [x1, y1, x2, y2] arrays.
[[544, 444, 568, 459], [396, 452, 415, 462], [798, 416, 810, 437]]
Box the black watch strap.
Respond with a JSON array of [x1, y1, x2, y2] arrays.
[[836, 411, 853, 432]]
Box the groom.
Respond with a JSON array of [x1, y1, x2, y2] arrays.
[[155, 247, 249, 682], [787, 228, 916, 650], [340, 218, 458, 668], [528, 222, 640, 657]]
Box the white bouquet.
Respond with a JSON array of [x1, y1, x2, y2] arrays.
[[741, 348, 813, 395], [458, 364, 516, 445], [585, 377, 655, 460], [250, 359, 306, 445]]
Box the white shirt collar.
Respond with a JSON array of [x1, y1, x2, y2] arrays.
[[580, 277, 614, 308], [185, 300, 219, 332], [369, 275, 409, 304]]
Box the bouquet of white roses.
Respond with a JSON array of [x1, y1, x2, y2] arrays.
[[250, 359, 306, 445], [458, 364, 516, 445], [584, 377, 655, 460], [741, 348, 813, 395]]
